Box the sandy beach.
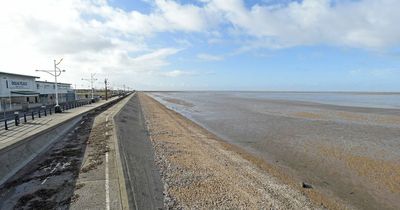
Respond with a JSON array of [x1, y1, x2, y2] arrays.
[[147, 91, 400, 210], [140, 92, 337, 209]]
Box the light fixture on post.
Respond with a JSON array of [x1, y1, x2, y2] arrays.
[[82, 73, 97, 103], [35, 58, 66, 113]]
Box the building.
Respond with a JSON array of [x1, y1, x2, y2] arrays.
[[36, 81, 75, 105], [0, 72, 40, 111], [75, 88, 113, 100], [0, 71, 75, 111]]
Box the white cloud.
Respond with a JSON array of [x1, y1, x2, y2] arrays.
[[161, 70, 197, 77], [197, 53, 224, 61], [154, 0, 209, 32], [206, 0, 400, 49], [0, 0, 192, 88]]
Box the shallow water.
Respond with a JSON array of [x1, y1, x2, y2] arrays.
[[153, 91, 400, 109], [149, 91, 400, 210]]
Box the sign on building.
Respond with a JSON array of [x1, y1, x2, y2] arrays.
[[7, 80, 32, 90]]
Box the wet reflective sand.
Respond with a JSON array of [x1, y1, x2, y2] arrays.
[[149, 92, 400, 210]]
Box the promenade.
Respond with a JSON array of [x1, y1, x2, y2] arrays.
[[0, 97, 119, 151], [0, 94, 132, 209]]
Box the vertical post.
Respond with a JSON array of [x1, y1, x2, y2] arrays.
[[54, 60, 59, 106], [4, 120, 7, 130], [38, 110, 41, 118], [24, 114, 27, 123], [44, 109, 47, 116], [105, 79, 108, 101], [91, 74, 94, 100], [14, 112, 19, 126], [32, 111, 34, 120]]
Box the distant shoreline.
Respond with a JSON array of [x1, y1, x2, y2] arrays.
[[149, 91, 400, 110], [144, 90, 400, 95]]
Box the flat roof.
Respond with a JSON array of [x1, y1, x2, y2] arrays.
[[0, 71, 40, 78], [36, 80, 71, 85]]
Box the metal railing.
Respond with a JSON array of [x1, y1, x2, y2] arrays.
[[1, 99, 93, 131], [1, 92, 132, 131]]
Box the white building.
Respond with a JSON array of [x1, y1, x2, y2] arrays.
[[36, 81, 74, 105], [0, 71, 75, 111], [0, 72, 40, 111]]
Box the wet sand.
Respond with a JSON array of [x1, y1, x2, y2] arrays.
[[149, 92, 400, 210]]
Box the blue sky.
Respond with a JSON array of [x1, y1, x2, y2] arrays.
[[1, 0, 400, 91]]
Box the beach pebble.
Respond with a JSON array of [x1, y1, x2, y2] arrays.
[[302, 182, 313, 189]]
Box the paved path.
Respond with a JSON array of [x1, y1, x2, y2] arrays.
[[0, 97, 119, 151], [114, 93, 164, 210]]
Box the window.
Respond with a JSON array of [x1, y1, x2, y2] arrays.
[[37, 84, 39, 89], [27, 97, 30, 102], [6, 80, 8, 88]]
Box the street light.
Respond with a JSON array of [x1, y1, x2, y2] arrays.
[[36, 58, 66, 113], [104, 78, 108, 101], [82, 73, 97, 103]]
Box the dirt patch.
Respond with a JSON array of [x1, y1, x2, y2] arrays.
[[80, 121, 112, 173]]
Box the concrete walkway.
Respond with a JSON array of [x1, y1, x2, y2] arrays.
[[70, 94, 133, 210], [0, 97, 119, 151], [114, 93, 164, 209]]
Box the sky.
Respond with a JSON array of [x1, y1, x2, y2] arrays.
[[1, 0, 400, 91]]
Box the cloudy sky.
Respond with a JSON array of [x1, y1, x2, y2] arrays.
[[1, 0, 400, 91]]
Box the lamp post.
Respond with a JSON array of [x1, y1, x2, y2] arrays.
[[104, 78, 108, 101], [82, 73, 97, 103], [36, 58, 66, 113]]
